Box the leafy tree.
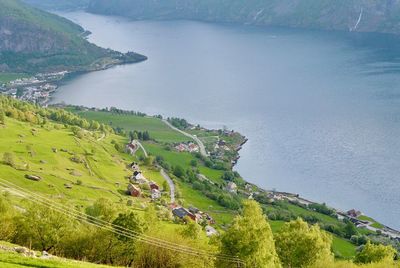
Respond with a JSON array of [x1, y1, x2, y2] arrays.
[[190, 159, 198, 167], [173, 165, 185, 178], [0, 109, 5, 125], [85, 198, 116, 223], [355, 241, 396, 264], [344, 221, 358, 238], [13, 203, 72, 252], [134, 228, 212, 268], [274, 218, 333, 268], [112, 212, 147, 242], [217, 200, 281, 268], [180, 219, 201, 239]]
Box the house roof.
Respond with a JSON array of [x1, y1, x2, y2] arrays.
[[172, 207, 189, 219]]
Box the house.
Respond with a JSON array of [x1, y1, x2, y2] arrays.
[[151, 189, 161, 200], [175, 144, 187, 152], [225, 181, 237, 193], [130, 162, 140, 171], [188, 206, 200, 214], [172, 207, 196, 221], [218, 140, 226, 146], [205, 226, 218, 237], [188, 143, 199, 152], [347, 209, 362, 218], [131, 171, 148, 184], [127, 183, 141, 197], [149, 182, 159, 190], [126, 143, 138, 155]]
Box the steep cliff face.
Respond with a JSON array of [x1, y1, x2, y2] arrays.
[[87, 0, 400, 34]]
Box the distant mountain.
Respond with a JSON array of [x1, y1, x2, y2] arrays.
[[87, 0, 400, 35], [0, 0, 145, 74], [22, 0, 89, 11]]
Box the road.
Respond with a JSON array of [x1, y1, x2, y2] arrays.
[[162, 120, 208, 157], [132, 140, 148, 158], [160, 168, 175, 203], [134, 140, 174, 203]]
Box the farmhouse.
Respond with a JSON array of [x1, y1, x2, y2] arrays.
[[131, 171, 148, 184], [151, 188, 161, 200], [127, 183, 141, 197], [225, 181, 237, 194], [149, 182, 159, 190], [172, 207, 196, 221]]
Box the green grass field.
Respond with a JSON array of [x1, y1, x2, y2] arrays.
[[0, 73, 28, 83], [358, 215, 384, 229], [69, 110, 189, 143], [0, 117, 136, 207]]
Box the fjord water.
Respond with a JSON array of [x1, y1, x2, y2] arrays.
[[53, 12, 400, 228]]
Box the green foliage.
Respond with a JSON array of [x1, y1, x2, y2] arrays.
[[173, 165, 185, 178], [180, 220, 201, 239], [0, 109, 5, 125], [217, 200, 281, 268], [355, 241, 396, 264], [112, 212, 147, 242], [274, 218, 333, 268], [134, 228, 213, 268], [85, 198, 116, 223], [13, 202, 72, 252]]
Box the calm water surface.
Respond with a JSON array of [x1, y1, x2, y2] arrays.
[[52, 11, 400, 228]]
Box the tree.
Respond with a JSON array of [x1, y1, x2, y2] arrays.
[[274, 218, 333, 268], [217, 200, 281, 268], [85, 198, 116, 223], [344, 221, 358, 238], [173, 165, 185, 178], [0, 109, 5, 125], [180, 219, 201, 239], [190, 159, 198, 167], [355, 241, 396, 264], [2, 152, 15, 167], [13, 203, 72, 252], [112, 212, 148, 242]]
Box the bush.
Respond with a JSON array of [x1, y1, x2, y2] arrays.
[[2, 152, 15, 167]]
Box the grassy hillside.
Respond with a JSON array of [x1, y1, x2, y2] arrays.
[[0, 0, 146, 74], [69, 107, 363, 259], [87, 0, 400, 35], [0, 241, 115, 268]]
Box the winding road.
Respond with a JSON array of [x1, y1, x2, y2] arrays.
[[162, 119, 208, 157], [135, 140, 175, 203], [160, 168, 175, 203]]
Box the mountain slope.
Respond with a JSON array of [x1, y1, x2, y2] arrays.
[[0, 0, 145, 73], [87, 0, 400, 35], [22, 0, 90, 11]]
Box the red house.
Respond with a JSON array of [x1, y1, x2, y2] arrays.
[[149, 182, 159, 190], [127, 183, 141, 197]]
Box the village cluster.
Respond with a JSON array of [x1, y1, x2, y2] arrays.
[[125, 161, 218, 237], [263, 191, 400, 240], [0, 71, 67, 104]]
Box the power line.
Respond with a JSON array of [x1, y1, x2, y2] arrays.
[[0, 178, 245, 266]]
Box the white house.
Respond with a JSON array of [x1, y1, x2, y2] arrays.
[[151, 188, 161, 200], [226, 181, 237, 194], [131, 171, 148, 184]]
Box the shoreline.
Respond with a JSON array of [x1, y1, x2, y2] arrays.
[[2, 66, 400, 238]]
